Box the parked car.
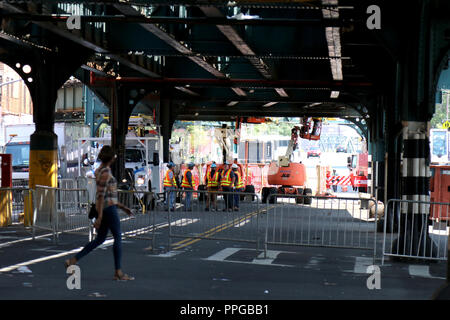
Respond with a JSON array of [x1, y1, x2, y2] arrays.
[[307, 146, 321, 158], [336, 146, 347, 153]]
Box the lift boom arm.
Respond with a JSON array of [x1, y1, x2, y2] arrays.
[[279, 117, 322, 166]]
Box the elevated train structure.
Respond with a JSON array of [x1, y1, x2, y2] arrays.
[[0, 0, 449, 261]]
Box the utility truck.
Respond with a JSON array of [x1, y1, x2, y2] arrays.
[[79, 121, 164, 198], [3, 122, 90, 183]]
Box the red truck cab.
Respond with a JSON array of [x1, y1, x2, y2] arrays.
[[348, 152, 368, 192], [429, 164, 450, 221]]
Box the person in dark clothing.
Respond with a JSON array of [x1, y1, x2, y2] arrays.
[[220, 161, 235, 212], [205, 163, 219, 211], [181, 162, 195, 211], [232, 164, 244, 211]]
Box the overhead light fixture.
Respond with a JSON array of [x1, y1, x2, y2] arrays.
[[275, 88, 289, 98], [330, 91, 340, 98], [227, 101, 239, 106], [231, 87, 247, 97], [228, 13, 260, 20], [263, 102, 277, 107], [322, 0, 343, 81], [305, 103, 322, 108], [175, 86, 200, 96]]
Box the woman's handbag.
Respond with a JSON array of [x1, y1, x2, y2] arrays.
[[88, 203, 98, 219]]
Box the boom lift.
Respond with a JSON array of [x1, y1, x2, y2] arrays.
[[262, 117, 322, 204]]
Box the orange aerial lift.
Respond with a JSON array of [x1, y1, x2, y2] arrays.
[[261, 117, 322, 204]]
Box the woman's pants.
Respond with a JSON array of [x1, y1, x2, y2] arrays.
[[75, 205, 122, 270]]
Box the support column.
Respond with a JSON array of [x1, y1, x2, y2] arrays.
[[160, 98, 175, 163], [393, 121, 436, 257], [110, 85, 133, 182], [29, 130, 58, 189], [29, 62, 59, 189]]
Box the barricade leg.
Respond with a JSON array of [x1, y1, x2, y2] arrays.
[[23, 190, 34, 227], [0, 190, 12, 227]]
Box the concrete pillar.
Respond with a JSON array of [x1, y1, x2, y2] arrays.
[[393, 121, 436, 257], [160, 99, 174, 163], [29, 64, 59, 189], [110, 86, 133, 182]]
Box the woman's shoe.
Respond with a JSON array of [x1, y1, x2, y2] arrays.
[[64, 258, 76, 271], [113, 273, 135, 281]]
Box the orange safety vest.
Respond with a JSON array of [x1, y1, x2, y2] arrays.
[[163, 169, 176, 187], [207, 170, 219, 188], [181, 169, 193, 188], [220, 169, 232, 187], [235, 171, 244, 189]]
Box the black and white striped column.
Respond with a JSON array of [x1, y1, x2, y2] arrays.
[[395, 121, 435, 257], [401, 122, 429, 212], [367, 154, 373, 196]]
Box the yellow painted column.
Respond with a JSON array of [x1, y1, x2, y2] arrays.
[[29, 150, 58, 189], [0, 190, 12, 227], [25, 131, 58, 226], [23, 190, 33, 227]]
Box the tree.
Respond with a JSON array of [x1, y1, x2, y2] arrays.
[[431, 92, 449, 129]]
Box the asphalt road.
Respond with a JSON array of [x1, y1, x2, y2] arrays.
[[0, 197, 447, 303]]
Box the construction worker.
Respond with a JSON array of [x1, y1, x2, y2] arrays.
[[220, 161, 235, 212], [232, 164, 244, 211], [181, 162, 195, 211], [163, 162, 177, 211], [205, 163, 219, 212]]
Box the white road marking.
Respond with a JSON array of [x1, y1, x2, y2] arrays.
[[408, 265, 445, 279], [0, 219, 198, 273], [205, 248, 241, 261], [304, 256, 326, 270], [0, 233, 53, 249], [353, 257, 374, 274], [0, 247, 84, 273], [252, 250, 282, 265], [30, 247, 66, 253], [204, 248, 292, 268], [0, 218, 198, 249], [233, 219, 251, 228], [148, 251, 185, 258]]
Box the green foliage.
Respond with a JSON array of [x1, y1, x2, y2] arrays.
[[431, 93, 449, 129], [246, 121, 294, 137]]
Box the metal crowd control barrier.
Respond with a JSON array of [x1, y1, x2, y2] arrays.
[[12, 179, 29, 188], [382, 199, 450, 263], [32, 186, 156, 247], [266, 194, 378, 259], [0, 187, 32, 225], [116, 190, 155, 249], [32, 186, 91, 243], [167, 189, 263, 251]]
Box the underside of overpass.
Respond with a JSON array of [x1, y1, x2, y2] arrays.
[[0, 0, 449, 257]]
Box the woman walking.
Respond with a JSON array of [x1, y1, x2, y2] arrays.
[[65, 146, 134, 281]]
